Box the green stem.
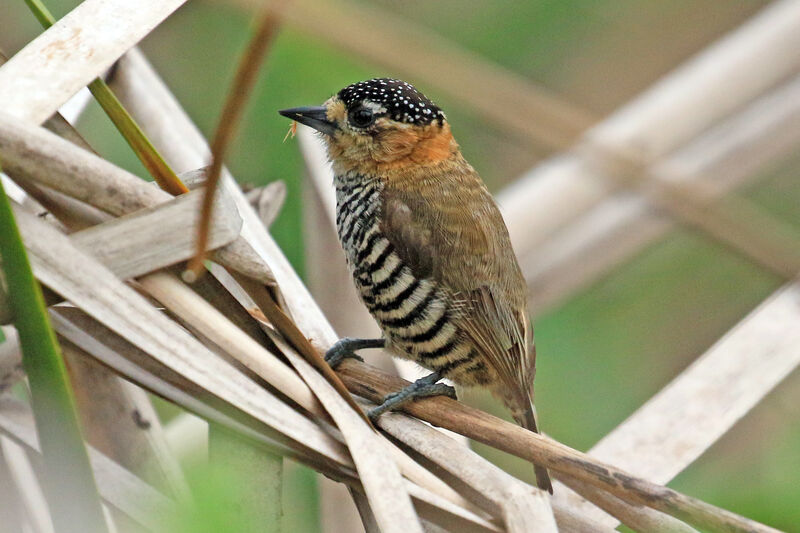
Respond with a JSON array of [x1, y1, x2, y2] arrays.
[[23, 0, 189, 196], [0, 162, 108, 533], [86, 79, 189, 195], [23, 0, 52, 27]]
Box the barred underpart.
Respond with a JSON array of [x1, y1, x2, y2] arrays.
[[334, 174, 491, 386]]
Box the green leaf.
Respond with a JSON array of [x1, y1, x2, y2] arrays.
[[0, 161, 107, 533]]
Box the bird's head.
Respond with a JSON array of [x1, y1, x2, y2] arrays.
[[279, 78, 458, 174]]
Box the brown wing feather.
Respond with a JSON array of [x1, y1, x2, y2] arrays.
[[381, 170, 551, 492], [380, 177, 535, 401]]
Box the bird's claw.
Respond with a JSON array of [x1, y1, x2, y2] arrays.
[[324, 337, 383, 368], [367, 373, 456, 422], [324, 345, 364, 369]]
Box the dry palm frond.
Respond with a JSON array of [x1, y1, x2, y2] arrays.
[[517, 72, 800, 313], [0, 0, 187, 124], [0, 1, 796, 532], [500, 0, 800, 263], [0, 396, 179, 531], [1, 106, 774, 533], [557, 281, 800, 526]]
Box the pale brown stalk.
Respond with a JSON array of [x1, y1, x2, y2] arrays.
[[186, 2, 287, 280], [337, 360, 779, 533]]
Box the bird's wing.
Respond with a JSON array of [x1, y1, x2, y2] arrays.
[[380, 186, 535, 397], [459, 285, 535, 397]]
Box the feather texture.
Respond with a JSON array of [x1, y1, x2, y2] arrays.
[[290, 77, 551, 491], [379, 159, 536, 398]]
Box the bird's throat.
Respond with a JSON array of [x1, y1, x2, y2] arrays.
[[330, 123, 458, 177]]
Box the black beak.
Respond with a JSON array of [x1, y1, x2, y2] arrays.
[[278, 106, 337, 136]]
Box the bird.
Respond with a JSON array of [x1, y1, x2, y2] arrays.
[[279, 78, 552, 492]]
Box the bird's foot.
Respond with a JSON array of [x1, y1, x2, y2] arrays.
[[324, 337, 385, 368], [368, 372, 456, 422]]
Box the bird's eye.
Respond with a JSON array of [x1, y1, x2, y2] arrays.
[[349, 107, 375, 128]]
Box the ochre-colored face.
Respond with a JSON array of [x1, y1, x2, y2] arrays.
[[318, 78, 457, 173]]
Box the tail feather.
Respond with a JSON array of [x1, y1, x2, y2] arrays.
[[516, 402, 553, 494]]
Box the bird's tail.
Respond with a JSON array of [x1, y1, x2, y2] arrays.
[[514, 400, 553, 494]]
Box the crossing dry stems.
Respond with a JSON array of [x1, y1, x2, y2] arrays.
[[0, 1, 797, 532]]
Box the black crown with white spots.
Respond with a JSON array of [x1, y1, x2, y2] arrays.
[[337, 78, 445, 126]]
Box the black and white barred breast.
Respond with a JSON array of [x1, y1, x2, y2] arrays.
[[334, 175, 492, 386]]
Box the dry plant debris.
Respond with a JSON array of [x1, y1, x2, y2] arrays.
[[0, 1, 796, 532]]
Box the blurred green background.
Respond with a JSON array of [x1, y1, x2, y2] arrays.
[[3, 0, 799, 531]]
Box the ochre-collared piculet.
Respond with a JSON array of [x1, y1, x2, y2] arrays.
[[280, 78, 552, 492]]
